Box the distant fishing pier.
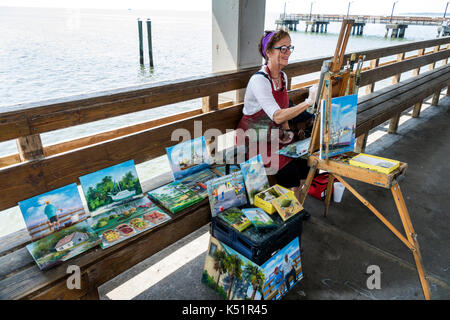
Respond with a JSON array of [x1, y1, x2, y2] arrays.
[[276, 14, 450, 38]]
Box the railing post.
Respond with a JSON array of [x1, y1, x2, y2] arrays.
[[412, 48, 425, 76], [412, 101, 423, 118], [365, 58, 379, 95], [388, 52, 405, 134], [410, 48, 425, 118], [202, 94, 219, 113], [431, 89, 441, 106], [16, 134, 44, 161], [428, 45, 440, 70]]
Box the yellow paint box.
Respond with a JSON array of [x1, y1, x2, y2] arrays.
[[254, 184, 293, 214], [349, 153, 400, 174]]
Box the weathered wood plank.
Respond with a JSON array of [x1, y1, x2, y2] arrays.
[[357, 65, 449, 114], [0, 229, 31, 257], [356, 71, 450, 136], [0, 247, 34, 281], [16, 134, 44, 161], [359, 49, 450, 87]]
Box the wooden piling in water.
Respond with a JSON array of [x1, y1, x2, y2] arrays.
[[146, 19, 154, 68], [138, 19, 144, 65]]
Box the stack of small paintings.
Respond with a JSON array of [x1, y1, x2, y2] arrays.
[[86, 196, 171, 249], [18, 183, 100, 270], [202, 235, 302, 300], [206, 172, 247, 217], [241, 208, 277, 230], [320, 94, 358, 160], [218, 207, 252, 232], [80, 159, 171, 249], [240, 155, 270, 205]]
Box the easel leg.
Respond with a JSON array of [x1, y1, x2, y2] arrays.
[[323, 173, 334, 217], [299, 160, 318, 206], [391, 183, 431, 300]]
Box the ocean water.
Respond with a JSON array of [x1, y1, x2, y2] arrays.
[[0, 7, 444, 237]]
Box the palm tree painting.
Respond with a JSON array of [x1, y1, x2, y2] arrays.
[[243, 264, 265, 300], [202, 237, 266, 300], [226, 254, 243, 299], [213, 249, 227, 290]]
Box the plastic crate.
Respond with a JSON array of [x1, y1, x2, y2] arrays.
[[210, 209, 303, 266]]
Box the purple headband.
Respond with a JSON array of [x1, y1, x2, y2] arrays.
[[261, 31, 276, 58]]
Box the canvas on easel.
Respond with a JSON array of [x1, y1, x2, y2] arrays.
[[319, 94, 357, 160]]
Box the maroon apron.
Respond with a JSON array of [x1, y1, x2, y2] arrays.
[[236, 66, 294, 173]]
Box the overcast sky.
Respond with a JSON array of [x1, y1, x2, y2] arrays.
[[0, 0, 448, 15]]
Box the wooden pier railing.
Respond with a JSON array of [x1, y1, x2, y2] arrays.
[[0, 37, 449, 215], [284, 13, 450, 25]]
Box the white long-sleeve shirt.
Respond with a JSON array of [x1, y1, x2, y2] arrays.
[[243, 66, 288, 121]]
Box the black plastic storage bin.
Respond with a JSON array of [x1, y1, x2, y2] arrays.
[[210, 209, 304, 266]]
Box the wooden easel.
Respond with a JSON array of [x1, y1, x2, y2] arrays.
[[299, 20, 431, 300]]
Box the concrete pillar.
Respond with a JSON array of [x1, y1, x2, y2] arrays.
[[212, 0, 266, 103]]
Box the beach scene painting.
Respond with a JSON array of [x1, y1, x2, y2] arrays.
[[18, 183, 88, 240], [320, 94, 358, 159], [26, 220, 100, 270], [202, 236, 266, 300], [86, 196, 171, 249], [260, 237, 302, 300], [206, 172, 247, 217], [166, 136, 211, 181], [240, 155, 270, 205], [79, 160, 143, 215]]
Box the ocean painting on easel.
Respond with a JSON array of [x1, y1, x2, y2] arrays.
[[166, 136, 211, 181], [320, 94, 358, 159]]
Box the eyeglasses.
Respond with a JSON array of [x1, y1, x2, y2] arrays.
[[273, 45, 294, 54]]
